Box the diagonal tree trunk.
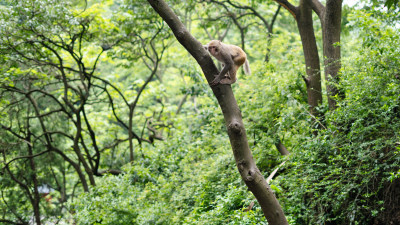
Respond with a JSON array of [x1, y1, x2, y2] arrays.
[[146, 0, 288, 224]]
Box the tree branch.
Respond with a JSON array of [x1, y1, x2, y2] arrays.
[[273, 0, 298, 18], [310, 0, 325, 20], [2, 150, 51, 170]]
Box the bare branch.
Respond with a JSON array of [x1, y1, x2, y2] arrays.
[[273, 0, 298, 18], [2, 150, 51, 170], [310, 0, 325, 20]]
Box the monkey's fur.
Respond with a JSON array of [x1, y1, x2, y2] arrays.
[[204, 40, 251, 86]]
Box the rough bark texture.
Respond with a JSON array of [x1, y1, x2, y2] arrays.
[[322, 0, 342, 110], [146, 0, 288, 224], [296, 0, 323, 117], [275, 0, 323, 118], [279, 0, 343, 112]]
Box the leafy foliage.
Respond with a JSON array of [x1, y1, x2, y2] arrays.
[[281, 10, 400, 224]]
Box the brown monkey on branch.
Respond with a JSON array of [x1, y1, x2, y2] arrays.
[[204, 40, 251, 86]]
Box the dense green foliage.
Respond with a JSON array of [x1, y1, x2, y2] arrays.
[[1, 0, 399, 224], [282, 10, 400, 224]]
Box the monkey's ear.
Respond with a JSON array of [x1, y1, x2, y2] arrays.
[[203, 45, 208, 50]]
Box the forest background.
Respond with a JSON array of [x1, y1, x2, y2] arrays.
[[1, 0, 400, 224]]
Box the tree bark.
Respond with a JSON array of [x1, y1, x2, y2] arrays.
[[296, 0, 323, 117], [275, 0, 323, 118], [322, 0, 342, 110], [146, 0, 288, 224], [279, 0, 343, 112]]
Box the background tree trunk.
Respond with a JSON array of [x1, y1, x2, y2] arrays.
[[322, 0, 342, 110], [275, 0, 323, 119], [297, 0, 323, 117]]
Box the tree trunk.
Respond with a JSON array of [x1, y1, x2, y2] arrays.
[[322, 0, 342, 110], [275, 0, 323, 118], [27, 137, 41, 225], [146, 0, 288, 224], [26, 97, 43, 225], [297, 0, 323, 117], [73, 116, 96, 186], [277, 0, 343, 112]]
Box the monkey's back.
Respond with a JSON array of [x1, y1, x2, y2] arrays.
[[228, 44, 246, 66]]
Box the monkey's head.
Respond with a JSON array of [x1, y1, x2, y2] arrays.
[[206, 40, 221, 57]]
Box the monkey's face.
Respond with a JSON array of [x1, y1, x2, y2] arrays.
[[207, 44, 219, 56], [206, 40, 222, 57]]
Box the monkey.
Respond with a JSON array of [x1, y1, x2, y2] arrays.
[[204, 40, 251, 86]]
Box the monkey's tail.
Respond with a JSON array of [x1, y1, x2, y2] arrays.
[[243, 59, 251, 75]]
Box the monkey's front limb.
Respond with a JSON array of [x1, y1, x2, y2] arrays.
[[210, 76, 222, 86], [210, 62, 232, 86]]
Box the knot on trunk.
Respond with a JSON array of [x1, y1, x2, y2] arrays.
[[238, 160, 255, 182], [228, 120, 242, 134], [245, 169, 256, 182]]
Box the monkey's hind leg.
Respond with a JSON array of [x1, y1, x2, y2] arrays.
[[219, 74, 237, 84], [219, 78, 234, 84], [220, 68, 238, 84]]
